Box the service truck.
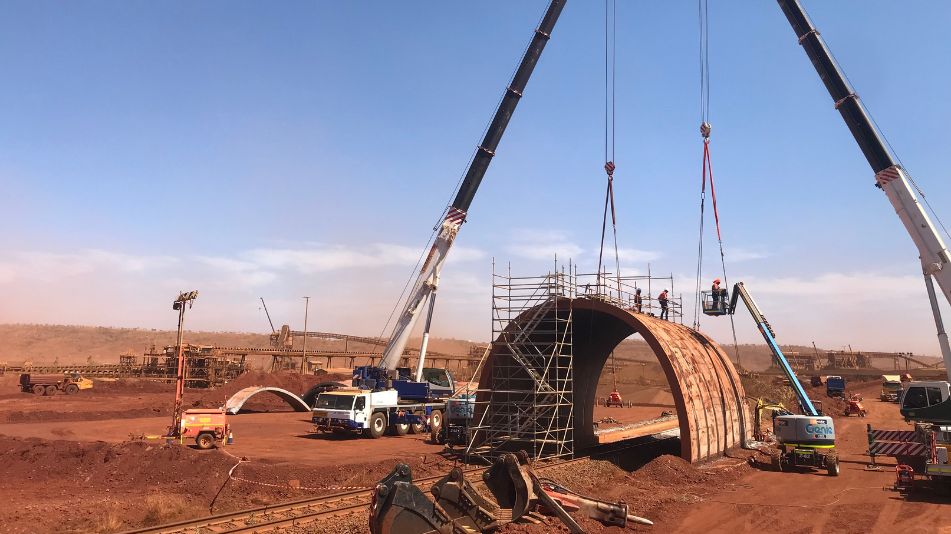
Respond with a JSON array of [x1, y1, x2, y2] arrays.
[[881, 375, 903, 402], [825, 376, 846, 399]]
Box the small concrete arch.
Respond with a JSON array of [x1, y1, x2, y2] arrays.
[[224, 386, 310, 414], [476, 297, 750, 462]]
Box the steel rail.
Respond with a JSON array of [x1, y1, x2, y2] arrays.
[[122, 436, 671, 534]]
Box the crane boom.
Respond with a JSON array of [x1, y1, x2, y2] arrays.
[[377, 0, 566, 374], [729, 283, 819, 416], [777, 0, 951, 378]]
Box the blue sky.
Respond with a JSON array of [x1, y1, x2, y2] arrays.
[[1, 1, 950, 355]]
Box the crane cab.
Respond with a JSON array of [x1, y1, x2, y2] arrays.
[[700, 289, 730, 316]]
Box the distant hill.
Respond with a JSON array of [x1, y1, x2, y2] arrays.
[[0, 324, 938, 373], [0, 324, 476, 366]]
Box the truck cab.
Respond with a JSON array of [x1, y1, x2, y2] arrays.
[[880, 375, 903, 402], [900, 381, 951, 424], [313, 388, 404, 438], [313, 389, 372, 432], [826, 376, 846, 398]]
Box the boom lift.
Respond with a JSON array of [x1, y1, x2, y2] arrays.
[[777, 0, 951, 425], [315, 0, 567, 439], [704, 283, 839, 475]]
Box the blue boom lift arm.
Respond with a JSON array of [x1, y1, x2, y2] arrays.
[[728, 282, 819, 417]]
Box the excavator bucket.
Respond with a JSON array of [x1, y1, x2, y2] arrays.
[[369, 464, 453, 534], [430, 468, 502, 532], [370, 453, 588, 534]]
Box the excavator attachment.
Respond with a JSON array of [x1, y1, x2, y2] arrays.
[[369, 464, 453, 534], [368, 452, 653, 534], [370, 453, 542, 534]]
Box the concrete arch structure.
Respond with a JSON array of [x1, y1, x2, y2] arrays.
[[224, 386, 310, 414], [478, 297, 750, 462]]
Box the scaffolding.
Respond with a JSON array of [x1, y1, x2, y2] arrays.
[[466, 262, 681, 463]]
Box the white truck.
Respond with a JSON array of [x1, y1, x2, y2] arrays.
[[312, 388, 444, 439]]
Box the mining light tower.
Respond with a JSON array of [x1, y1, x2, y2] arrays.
[[168, 290, 198, 437]]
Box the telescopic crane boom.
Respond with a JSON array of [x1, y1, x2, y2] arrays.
[[376, 0, 566, 380], [777, 0, 951, 380]]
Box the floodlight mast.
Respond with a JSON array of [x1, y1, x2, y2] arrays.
[[169, 290, 198, 437]]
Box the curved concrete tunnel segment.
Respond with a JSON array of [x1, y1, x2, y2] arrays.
[[224, 386, 311, 414], [477, 298, 750, 462]]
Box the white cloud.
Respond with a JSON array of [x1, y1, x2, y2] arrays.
[[742, 271, 920, 300], [616, 248, 661, 262], [727, 247, 769, 262], [0, 242, 486, 292], [507, 229, 583, 261], [0, 249, 178, 282], [195, 256, 277, 288], [243, 242, 484, 274], [446, 245, 486, 264], [695, 269, 947, 357]]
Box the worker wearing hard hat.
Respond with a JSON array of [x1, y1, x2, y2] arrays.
[[658, 289, 669, 320], [712, 278, 724, 311]]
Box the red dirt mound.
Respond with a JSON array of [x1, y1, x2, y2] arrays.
[[0, 433, 454, 533], [92, 378, 173, 394], [499, 454, 751, 533]]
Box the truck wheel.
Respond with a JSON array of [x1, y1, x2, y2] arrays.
[[410, 412, 425, 434], [364, 412, 386, 439], [429, 410, 443, 433], [64, 384, 79, 395], [827, 459, 840, 477], [45, 385, 57, 396], [391, 423, 410, 436], [195, 433, 215, 450], [431, 425, 444, 445], [32, 385, 45, 395]]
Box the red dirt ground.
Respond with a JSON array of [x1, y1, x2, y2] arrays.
[[1, 376, 949, 533]]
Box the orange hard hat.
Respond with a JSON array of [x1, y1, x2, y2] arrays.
[[714, 278, 721, 283]]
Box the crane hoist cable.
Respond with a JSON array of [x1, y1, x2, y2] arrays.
[[596, 0, 622, 295], [691, 0, 742, 367]]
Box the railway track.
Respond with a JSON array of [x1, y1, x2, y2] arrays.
[[123, 435, 676, 534], [121, 465, 487, 534]]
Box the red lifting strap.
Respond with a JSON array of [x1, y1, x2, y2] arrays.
[[702, 141, 722, 241]]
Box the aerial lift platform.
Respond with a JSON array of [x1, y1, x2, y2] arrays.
[[703, 282, 839, 475]]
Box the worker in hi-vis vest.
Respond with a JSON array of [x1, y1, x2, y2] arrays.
[[658, 289, 669, 320]]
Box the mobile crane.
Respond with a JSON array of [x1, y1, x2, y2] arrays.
[[776, 0, 951, 483], [703, 283, 839, 475], [777, 0, 951, 425], [313, 0, 567, 438]]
